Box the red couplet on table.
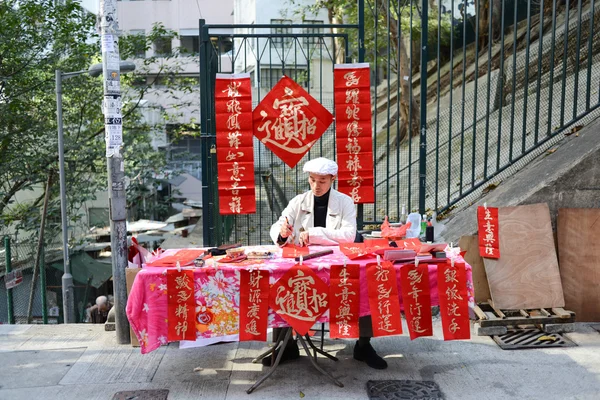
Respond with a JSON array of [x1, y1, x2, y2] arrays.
[[437, 261, 471, 340], [400, 264, 433, 340], [329, 264, 360, 339], [366, 261, 403, 337], [167, 270, 196, 341], [270, 265, 329, 335], [281, 244, 310, 258], [146, 249, 205, 267], [239, 269, 270, 341], [477, 205, 500, 258]]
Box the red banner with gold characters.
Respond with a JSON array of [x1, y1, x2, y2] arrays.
[[167, 269, 196, 341], [270, 265, 329, 335], [239, 269, 270, 341], [366, 261, 403, 337], [437, 261, 471, 340], [253, 76, 333, 168], [215, 73, 256, 215], [477, 205, 500, 258], [334, 63, 374, 203], [400, 264, 433, 340], [329, 264, 360, 339]]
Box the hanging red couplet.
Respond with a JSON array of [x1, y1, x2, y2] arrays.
[[400, 264, 433, 340], [334, 63, 374, 203], [215, 73, 256, 215], [253, 76, 333, 168], [167, 269, 196, 341], [437, 261, 471, 340], [329, 264, 360, 339], [270, 265, 329, 335], [477, 205, 500, 258], [239, 269, 270, 341], [366, 261, 403, 337]]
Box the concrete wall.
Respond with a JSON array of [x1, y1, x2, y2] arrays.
[[441, 117, 600, 244]]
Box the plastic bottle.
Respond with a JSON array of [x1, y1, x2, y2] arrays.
[[420, 214, 427, 236], [399, 204, 407, 225]]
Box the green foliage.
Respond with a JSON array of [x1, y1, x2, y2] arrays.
[[0, 0, 199, 242]]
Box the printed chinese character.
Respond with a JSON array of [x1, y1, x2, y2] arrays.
[[174, 274, 191, 290], [177, 290, 191, 303], [344, 71, 360, 86], [229, 196, 242, 213], [345, 104, 360, 120], [175, 303, 188, 319], [228, 131, 242, 149], [175, 320, 188, 336], [445, 284, 463, 301], [226, 98, 242, 113], [346, 121, 363, 137], [345, 88, 360, 104], [223, 81, 242, 97]]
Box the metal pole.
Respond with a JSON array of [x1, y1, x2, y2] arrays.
[[56, 70, 76, 324], [418, 0, 428, 214], [357, 0, 365, 230], [4, 236, 14, 324], [99, 0, 130, 344]]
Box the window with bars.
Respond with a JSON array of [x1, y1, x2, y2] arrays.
[[258, 68, 308, 88], [129, 29, 146, 58], [154, 36, 172, 57], [180, 35, 199, 55], [270, 19, 292, 47], [303, 20, 323, 48]]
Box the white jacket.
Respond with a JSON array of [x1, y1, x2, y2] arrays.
[[270, 189, 357, 246]]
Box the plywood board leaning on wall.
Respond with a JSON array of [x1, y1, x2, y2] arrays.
[[557, 208, 600, 322], [483, 203, 565, 310], [459, 235, 491, 304]]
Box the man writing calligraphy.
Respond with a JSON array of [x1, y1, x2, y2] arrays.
[[266, 157, 388, 369]]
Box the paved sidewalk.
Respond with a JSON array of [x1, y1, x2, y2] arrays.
[[1, 322, 600, 400]]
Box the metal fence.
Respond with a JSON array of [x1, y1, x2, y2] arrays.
[[200, 0, 600, 246], [1, 235, 53, 324]]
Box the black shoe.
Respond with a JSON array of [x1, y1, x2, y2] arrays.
[[353, 340, 388, 370], [261, 340, 300, 367]]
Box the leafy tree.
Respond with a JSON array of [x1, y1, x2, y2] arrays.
[[0, 0, 198, 243]]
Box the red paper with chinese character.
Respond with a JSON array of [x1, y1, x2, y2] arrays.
[[366, 261, 403, 336], [437, 261, 471, 340], [339, 243, 370, 259], [477, 205, 500, 258], [239, 269, 270, 341], [270, 265, 329, 335], [281, 244, 310, 258], [215, 74, 256, 215], [394, 238, 422, 251], [167, 270, 196, 341], [400, 264, 433, 340], [146, 249, 205, 267], [329, 264, 360, 339], [334, 64, 374, 203], [253, 76, 333, 168]]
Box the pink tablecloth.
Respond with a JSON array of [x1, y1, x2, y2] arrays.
[[127, 245, 474, 354]]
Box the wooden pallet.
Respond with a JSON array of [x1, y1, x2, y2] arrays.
[[474, 300, 575, 328]]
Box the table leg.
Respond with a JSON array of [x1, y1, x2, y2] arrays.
[[246, 328, 293, 394], [304, 334, 339, 362], [297, 336, 344, 388]]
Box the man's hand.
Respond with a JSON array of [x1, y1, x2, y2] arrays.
[[280, 220, 293, 238], [299, 231, 309, 247]]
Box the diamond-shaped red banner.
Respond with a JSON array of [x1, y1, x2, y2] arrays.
[[270, 265, 329, 335], [253, 76, 334, 168]]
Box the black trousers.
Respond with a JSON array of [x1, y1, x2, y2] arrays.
[[274, 315, 373, 342]]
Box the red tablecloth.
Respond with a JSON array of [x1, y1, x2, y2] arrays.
[[126, 245, 475, 354]]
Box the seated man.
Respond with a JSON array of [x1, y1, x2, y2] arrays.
[[266, 157, 387, 369], [88, 295, 112, 324]]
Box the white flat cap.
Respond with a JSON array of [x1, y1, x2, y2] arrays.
[[302, 157, 338, 175]]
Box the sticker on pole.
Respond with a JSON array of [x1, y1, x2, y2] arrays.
[[102, 34, 115, 53]]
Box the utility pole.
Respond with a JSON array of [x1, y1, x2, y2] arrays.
[[99, 0, 130, 344]]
